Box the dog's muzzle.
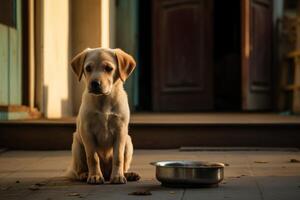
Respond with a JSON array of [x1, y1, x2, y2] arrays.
[[89, 80, 102, 95]]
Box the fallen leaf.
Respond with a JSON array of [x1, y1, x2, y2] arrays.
[[129, 190, 152, 196], [254, 161, 268, 164], [35, 182, 46, 187], [1, 186, 11, 190], [290, 159, 300, 163], [227, 176, 236, 179], [28, 185, 40, 191], [67, 192, 81, 197]]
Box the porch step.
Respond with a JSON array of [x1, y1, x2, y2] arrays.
[[0, 105, 41, 120], [0, 113, 299, 150]]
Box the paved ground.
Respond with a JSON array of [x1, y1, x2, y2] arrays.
[[0, 150, 300, 200]]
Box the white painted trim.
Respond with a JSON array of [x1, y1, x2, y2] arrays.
[[101, 0, 110, 47], [101, 0, 116, 48]]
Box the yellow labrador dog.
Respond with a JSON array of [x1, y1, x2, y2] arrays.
[[67, 47, 139, 184]]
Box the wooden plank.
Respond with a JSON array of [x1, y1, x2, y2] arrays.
[[293, 56, 300, 112], [8, 27, 18, 104], [0, 105, 41, 120], [0, 105, 31, 112], [9, 0, 22, 105], [283, 85, 300, 91], [241, 0, 250, 110], [287, 50, 300, 58], [179, 146, 299, 151], [0, 24, 9, 104], [116, 0, 139, 110], [1, 113, 300, 125], [293, 1, 300, 113], [17, 0, 22, 104]]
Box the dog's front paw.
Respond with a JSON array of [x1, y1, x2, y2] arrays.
[[110, 174, 127, 184], [87, 174, 105, 184]]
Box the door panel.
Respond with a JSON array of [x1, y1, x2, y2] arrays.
[[116, 0, 139, 110], [153, 0, 213, 111], [0, 0, 15, 27], [242, 0, 272, 110], [0, 0, 22, 105]]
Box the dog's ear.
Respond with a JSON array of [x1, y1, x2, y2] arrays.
[[114, 48, 136, 82], [71, 48, 90, 81]]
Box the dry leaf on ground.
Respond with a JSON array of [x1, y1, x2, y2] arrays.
[[254, 161, 268, 164], [67, 192, 81, 197], [28, 185, 40, 191], [290, 159, 300, 163], [35, 182, 46, 187], [1, 186, 11, 190], [129, 190, 152, 196]]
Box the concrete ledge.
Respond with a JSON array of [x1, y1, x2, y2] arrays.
[[0, 120, 299, 150]]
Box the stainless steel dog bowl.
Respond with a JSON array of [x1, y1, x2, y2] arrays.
[[151, 161, 224, 187]]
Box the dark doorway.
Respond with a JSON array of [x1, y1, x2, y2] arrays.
[[214, 0, 241, 111], [138, 0, 260, 112], [138, 0, 242, 112], [137, 0, 152, 111]]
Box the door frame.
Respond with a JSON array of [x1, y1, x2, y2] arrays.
[[241, 0, 251, 110], [241, 0, 274, 110]]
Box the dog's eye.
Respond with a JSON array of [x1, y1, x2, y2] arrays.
[[104, 65, 113, 73], [85, 65, 92, 73]]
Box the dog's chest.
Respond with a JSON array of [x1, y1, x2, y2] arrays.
[[85, 111, 121, 147]]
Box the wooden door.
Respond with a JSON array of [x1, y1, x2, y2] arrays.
[[152, 0, 213, 111], [0, 0, 22, 105], [242, 0, 273, 110], [116, 0, 139, 111]]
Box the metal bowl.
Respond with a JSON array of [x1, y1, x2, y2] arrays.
[[151, 160, 224, 187]]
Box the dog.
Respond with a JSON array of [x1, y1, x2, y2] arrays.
[[67, 47, 139, 184]]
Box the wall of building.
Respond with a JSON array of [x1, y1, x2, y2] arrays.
[[70, 0, 102, 115], [43, 0, 71, 118], [34, 0, 71, 118], [34, 0, 117, 117]]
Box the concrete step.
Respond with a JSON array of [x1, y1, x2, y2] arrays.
[[0, 113, 299, 150]]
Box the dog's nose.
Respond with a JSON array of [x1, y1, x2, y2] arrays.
[[90, 80, 101, 91]]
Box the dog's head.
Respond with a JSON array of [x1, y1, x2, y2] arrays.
[[71, 48, 136, 96]]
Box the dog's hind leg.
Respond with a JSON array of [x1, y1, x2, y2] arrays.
[[66, 132, 88, 181]]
